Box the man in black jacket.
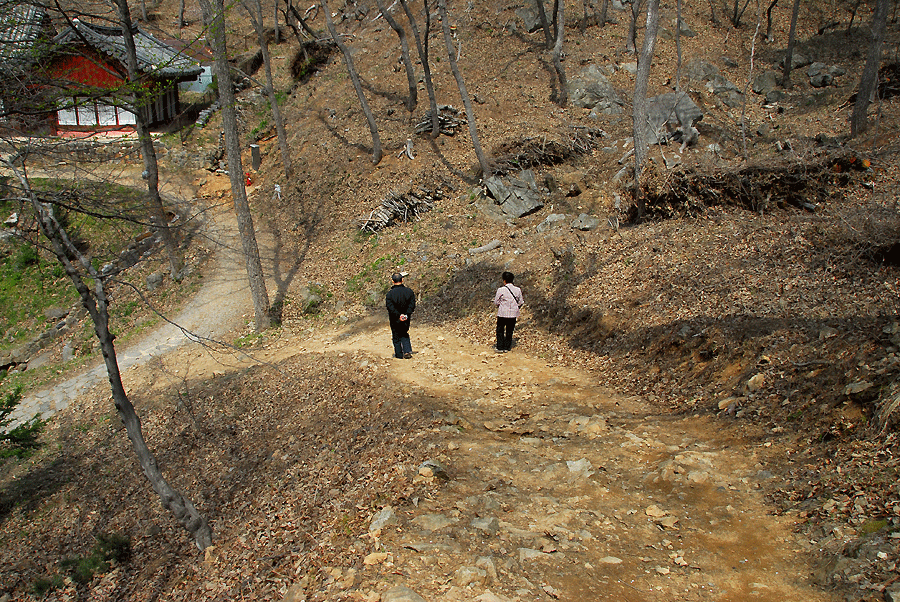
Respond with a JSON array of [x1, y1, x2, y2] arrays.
[[385, 272, 416, 359]]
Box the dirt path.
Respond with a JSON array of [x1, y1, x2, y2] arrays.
[[285, 318, 834, 602], [13, 171, 255, 423], [155, 315, 833, 602]]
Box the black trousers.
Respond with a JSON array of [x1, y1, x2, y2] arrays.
[[390, 320, 412, 358], [496, 317, 517, 351]]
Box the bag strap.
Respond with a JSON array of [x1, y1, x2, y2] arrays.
[[505, 285, 522, 306]]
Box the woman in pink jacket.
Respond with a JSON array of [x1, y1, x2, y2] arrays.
[[494, 271, 523, 353]]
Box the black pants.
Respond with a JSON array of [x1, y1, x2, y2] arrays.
[[496, 317, 517, 351], [390, 320, 412, 358]]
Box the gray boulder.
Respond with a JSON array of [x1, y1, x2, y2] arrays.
[[807, 62, 846, 88], [515, 6, 543, 33], [781, 51, 811, 70], [536, 213, 568, 233], [646, 91, 703, 148], [484, 170, 544, 218], [571, 213, 601, 231], [752, 70, 780, 95], [146, 272, 164, 292], [568, 65, 625, 114], [683, 59, 721, 83]]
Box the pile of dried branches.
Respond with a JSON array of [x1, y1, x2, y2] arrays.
[[643, 150, 868, 218], [358, 187, 445, 232], [413, 105, 465, 136], [491, 127, 605, 175]]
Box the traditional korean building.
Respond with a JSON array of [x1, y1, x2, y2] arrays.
[[49, 19, 203, 132]]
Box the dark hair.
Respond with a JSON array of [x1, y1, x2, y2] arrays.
[[502, 271, 514, 283]]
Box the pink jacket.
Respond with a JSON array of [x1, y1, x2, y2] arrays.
[[494, 284, 523, 318]]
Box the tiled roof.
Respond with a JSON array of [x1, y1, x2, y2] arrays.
[[0, 3, 50, 71], [53, 20, 202, 79]]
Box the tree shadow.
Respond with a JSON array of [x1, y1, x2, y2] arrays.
[[359, 76, 407, 108], [264, 183, 329, 324], [318, 113, 375, 157], [0, 456, 75, 522], [427, 137, 479, 186], [419, 245, 894, 416]]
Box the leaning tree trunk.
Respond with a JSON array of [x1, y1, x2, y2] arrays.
[[8, 165, 213, 552], [632, 0, 660, 217], [401, 0, 440, 137], [437, 0, 492, 178], [851, 0, 889, 137], [245, 0, 295, 179], [322, 0, 383, 164], [200, 0, 272, 331], [374, 0, 417, 111], [782, 0, 800, 88], [551, 0, 568, 105], [116, 0, 183, 281]]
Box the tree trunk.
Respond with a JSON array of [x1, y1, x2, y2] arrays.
[[708, 0, 719, 24], [200, 0, 272, 331], [599, 0, 609, 26], [322, 0, 383, 164], [626, 0, 646, 53], [273, 0, 281, 44], [116, 0, 183, 281], [374, 0, 418, 111], [782, 0, 800, 88], [9, 165, 213, 552], [765, 0, 778, 41], [551, 0, 568, 105], [729, 0, 752, 27], [535, 0, 553, 47], [179, 0, 186, 30], [404, 0, 441, 138], [846, 0, 862, 34], [437, 0, 491, 178], [632, 0, 660, 217], [245, 0, 295, 179], [675, 0, 682, 90], [851, 0, 889, 137]]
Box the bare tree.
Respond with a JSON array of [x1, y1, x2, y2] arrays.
[[632, 0, 660, 216], [374, 0, 418, 111], [400, 0, 440, 137], [322, 0, 383, 164], [708, 0, 720, 24], [550, 0, 568, 105], [782, 0, 800, 88], [675, 0, 683, 90], [729, 0, 753, 26], [851, 0, 890, 137], [599, 0, 610, 26], [244, 0, 295, 178], [626, 0, 647, 53], [765, 0, 779, 41], [4, 159, 213, 552], [437, 0, 491, 177], [536, 0, 553, 47], [199, 0, 272, 331], [115, 0, 183, 281]]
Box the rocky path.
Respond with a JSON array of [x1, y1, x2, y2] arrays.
[[279, 318, 834, 602]]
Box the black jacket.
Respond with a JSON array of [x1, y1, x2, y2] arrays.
[[385, 284, 416, 322]]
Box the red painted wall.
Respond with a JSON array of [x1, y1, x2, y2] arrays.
[[47, 50, 125, 89]]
